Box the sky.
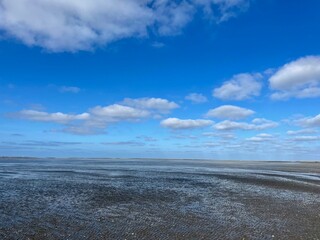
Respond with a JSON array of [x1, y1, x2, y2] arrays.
[[0, 0, 320, 160]]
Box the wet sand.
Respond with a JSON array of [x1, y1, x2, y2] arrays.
[[0, 158, 319, 239]]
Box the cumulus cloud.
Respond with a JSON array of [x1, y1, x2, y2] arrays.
[[213, 73, 262, 100], [294, 114, 320, 128], [59, 86, 81, 93], [214, 118, 278, 131], [161, 118, 213, 129], [206, 105, 254, 120], [9, 97, 178, 135], [0, 0, 250, 52], [10, 110, 89, 124], [246, 133, 274, 142], [185, 93, 208, 103], [90, 104, 150, 121], [121, 97, 179, 113], [269, 56, 320, 100], [154, 0, 195, 36]]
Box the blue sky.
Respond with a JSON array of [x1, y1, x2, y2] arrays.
[[0, 0, 320, 160]]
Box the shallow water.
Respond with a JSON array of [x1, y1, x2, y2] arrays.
[[0, 158, 320, 239]]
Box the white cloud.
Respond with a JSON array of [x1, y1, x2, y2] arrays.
[[213, 73, 262, 100], [59, 86, 81, 93], [17, 104, 149, 135], [252, 118, 279, 128], [269, 56, 320, 99], [154, 0, 195, 36], [214, 118, 278, 131], [195, 0, 250, 23], [246, 133, 274, 142], [206, 105, 254, 120], [294, 114, 320, 128], [90, 104, 150, 121], [291, 136, 320, 142], [121, 97, 179, 113], [245, 137, 266, 142], [161, 118, 213, 129], [0, 0, 250, 52], [11, 110, 89, 124], [256, 133, 273, 138], [9, 97, 179, 135], [71, 104, 151, 134], [287, 128, 318, 135], [185, 93, 208, 103]]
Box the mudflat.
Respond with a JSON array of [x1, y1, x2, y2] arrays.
[[0, 158, 319, 239]]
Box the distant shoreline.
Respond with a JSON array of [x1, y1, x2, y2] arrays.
[[0, 156, 319, 163]]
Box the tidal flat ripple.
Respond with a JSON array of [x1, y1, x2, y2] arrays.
[[0, 158, 320, 239]]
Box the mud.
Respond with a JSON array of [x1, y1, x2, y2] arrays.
[[0, 158, 319, 239]]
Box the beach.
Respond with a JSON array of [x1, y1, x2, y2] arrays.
[[0, 158, 319, 239]]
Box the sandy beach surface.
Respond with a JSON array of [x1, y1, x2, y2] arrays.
[[0, 158, 319, 239]]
